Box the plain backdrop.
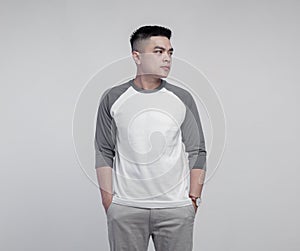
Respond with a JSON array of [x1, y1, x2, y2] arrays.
[[1, 0, 299, 250]]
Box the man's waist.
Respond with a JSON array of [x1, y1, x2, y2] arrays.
[[112, 196, 192, 209]]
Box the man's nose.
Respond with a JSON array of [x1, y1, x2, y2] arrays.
[[163, 53, 171, 62]]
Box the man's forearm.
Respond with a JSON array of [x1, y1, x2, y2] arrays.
[[96, 166, 113, 207], [189, 168, 206, 197]]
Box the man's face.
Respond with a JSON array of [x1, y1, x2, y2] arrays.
[[135, 36, 173, 78]]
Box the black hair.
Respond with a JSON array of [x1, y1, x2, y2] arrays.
[[130, 25, 172, 52]]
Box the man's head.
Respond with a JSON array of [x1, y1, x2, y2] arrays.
[[130, 25, 174, 78]]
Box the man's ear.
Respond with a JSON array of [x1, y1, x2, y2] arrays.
[[132, 50, 141, 65]]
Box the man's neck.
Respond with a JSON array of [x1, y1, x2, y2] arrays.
[[133, 75, 161, 90]]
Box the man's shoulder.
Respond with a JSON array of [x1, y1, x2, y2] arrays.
[[164, 80, 193, 103], [99, 80, 131, 104], [105, 80, 131, 97]]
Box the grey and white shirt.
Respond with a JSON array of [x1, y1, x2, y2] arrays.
[[94, 78, 206, 208]]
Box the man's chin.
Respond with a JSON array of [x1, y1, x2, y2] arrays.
[[154, 73, 169, 78], [138, 73, 169, 79]]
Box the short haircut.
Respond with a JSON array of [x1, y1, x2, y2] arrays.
[[130, 25, 172, 52]]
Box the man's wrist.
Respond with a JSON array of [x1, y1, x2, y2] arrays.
[[189, 194, 200, 199], [189, 194, 202, 207]]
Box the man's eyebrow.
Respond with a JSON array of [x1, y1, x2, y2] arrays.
[[153, 46, 174, 52]]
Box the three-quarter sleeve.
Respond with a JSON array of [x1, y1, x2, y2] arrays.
[[181, 93, 207, 170], [94, 92, 116, 169]]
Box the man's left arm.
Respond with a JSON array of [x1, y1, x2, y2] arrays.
[[181, 92, 207, 212], [190, 169, 206, 212]]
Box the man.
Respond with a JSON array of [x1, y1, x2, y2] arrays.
[[94, 25, 206, 251]]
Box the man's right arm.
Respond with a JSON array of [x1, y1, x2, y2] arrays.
[[96, 166, 113, 213], [94, 91, 116, 213]]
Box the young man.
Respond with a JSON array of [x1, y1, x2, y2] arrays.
[[94, 25, 207, 251]]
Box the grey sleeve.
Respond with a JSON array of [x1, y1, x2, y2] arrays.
[[94, 91, 116, 169], [181, 93, 207, 170]]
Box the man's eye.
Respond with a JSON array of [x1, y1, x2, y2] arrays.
[[155, 50, 163, 54]]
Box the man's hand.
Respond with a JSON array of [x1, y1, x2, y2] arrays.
[[189, 168, 205, 214], [102, 196, 112, 213], [191, 199, 198, 214], [101, 190, 113, 213], [96, 166, 113, 214]]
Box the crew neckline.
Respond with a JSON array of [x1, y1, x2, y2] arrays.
[[130, 78, 166, 93]]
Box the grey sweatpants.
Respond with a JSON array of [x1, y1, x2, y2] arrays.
[[106, 203, 196, 251]]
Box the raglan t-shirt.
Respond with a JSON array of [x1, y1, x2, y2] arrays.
[[94, 78, 206, 208]]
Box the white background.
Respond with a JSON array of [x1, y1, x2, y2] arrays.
[[1, 0, 299, 250]]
